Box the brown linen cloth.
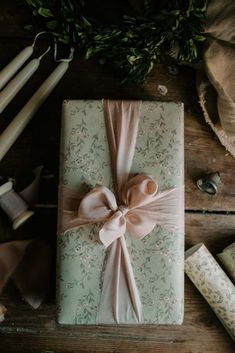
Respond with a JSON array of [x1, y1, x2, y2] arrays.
[[198, 0, 235, 153], [129, 0, 235, 152]]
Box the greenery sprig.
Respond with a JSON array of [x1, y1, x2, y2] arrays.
[[26, 0, 208, 83]]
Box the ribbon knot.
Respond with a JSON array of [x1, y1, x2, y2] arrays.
[[118, 205, 129, 216], [62, 174, 181, 249]]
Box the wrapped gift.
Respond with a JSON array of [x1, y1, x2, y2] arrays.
[[57, 100, 184, 325]]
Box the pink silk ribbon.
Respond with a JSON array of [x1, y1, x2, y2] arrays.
[[59, 100, 183, 324], [0, 239, 51, 309]]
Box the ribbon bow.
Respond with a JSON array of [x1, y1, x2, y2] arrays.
[[72, 174, 180, 248], [60, 174, 181, 323]]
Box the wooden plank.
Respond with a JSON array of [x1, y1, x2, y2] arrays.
[[0, 39, 235, 210], [0, 0, 32, 38], [1, 209, 234, 253], [0, 207, 57, 243], [1, 2, 235, 352], [185, 111, 235, 212], [0, 284, 234, 353], [186, 213, 235, 253], [0, 213, 235, 352]]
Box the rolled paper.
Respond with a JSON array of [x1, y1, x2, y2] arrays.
[[0, 181, 34, 230], [0, 61, 69, 161], [0, 46, 33, 90], [185, 243, 235, 341], [0, 58, 40, 114], [218, 242, 235, 281]]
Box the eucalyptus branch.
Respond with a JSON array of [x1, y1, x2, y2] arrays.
[[26, 0, 208, 83]]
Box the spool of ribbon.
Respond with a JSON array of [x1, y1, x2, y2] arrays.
[[0, 165, 51, 319], [0, 166, 42, 230], [0, 181, 34, 230], [59, 100, 184, 324]]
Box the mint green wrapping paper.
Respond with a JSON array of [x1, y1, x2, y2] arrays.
[[57, 100, 184, 325], [218, 242, 235, 281]]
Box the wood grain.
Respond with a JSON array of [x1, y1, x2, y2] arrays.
[[1, 1, 235, 352], [0, 38, 235, 210], [0, 0, 31, 38], [0, 35, 188, 203], [1, 213, 235, 353], [0, 287, 234, 353]]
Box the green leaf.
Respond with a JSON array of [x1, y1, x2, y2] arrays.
[[26, 0, 43, 8], [46, 20, 59, 30], [128, 55, 140, 64], [85, 47, 94, 59], [194, 35, 206, 42], [26, 0, 208, 84], [82, 16, 92, 28], [24, 24, 33, 31], [38, 7, 53, 18]]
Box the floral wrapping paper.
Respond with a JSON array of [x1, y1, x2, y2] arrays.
[[218, 242, 235, 282], [185, 243, 235, 341], [57, 100, 184, 325]]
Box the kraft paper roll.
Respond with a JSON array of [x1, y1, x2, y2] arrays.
[[218, 242, 235, 281], [185, 243, 235, 341]]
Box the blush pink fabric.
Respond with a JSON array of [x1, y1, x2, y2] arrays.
[[59, 100, 183, 323], [0, 239, 51, 310]]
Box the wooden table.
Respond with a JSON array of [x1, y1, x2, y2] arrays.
[[0, 1, 235, 352]]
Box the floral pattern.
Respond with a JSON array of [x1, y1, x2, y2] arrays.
[[57, 100, 184, 324], [185, 243, 235, 341], [218, 242, 235, 282]]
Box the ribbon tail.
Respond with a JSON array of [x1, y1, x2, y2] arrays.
[[0, 239, 51, 309], [119, 236, 142, 322], [0, 240, 31, 292], [112, 239, 121, 323], [12, 239, 51, 309], [97, 237, 142, 324]]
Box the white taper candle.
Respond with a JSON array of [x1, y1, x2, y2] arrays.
[[0, 58, 40, 114], [0, 46, 33, 90], [0, 61, 69, 161]]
